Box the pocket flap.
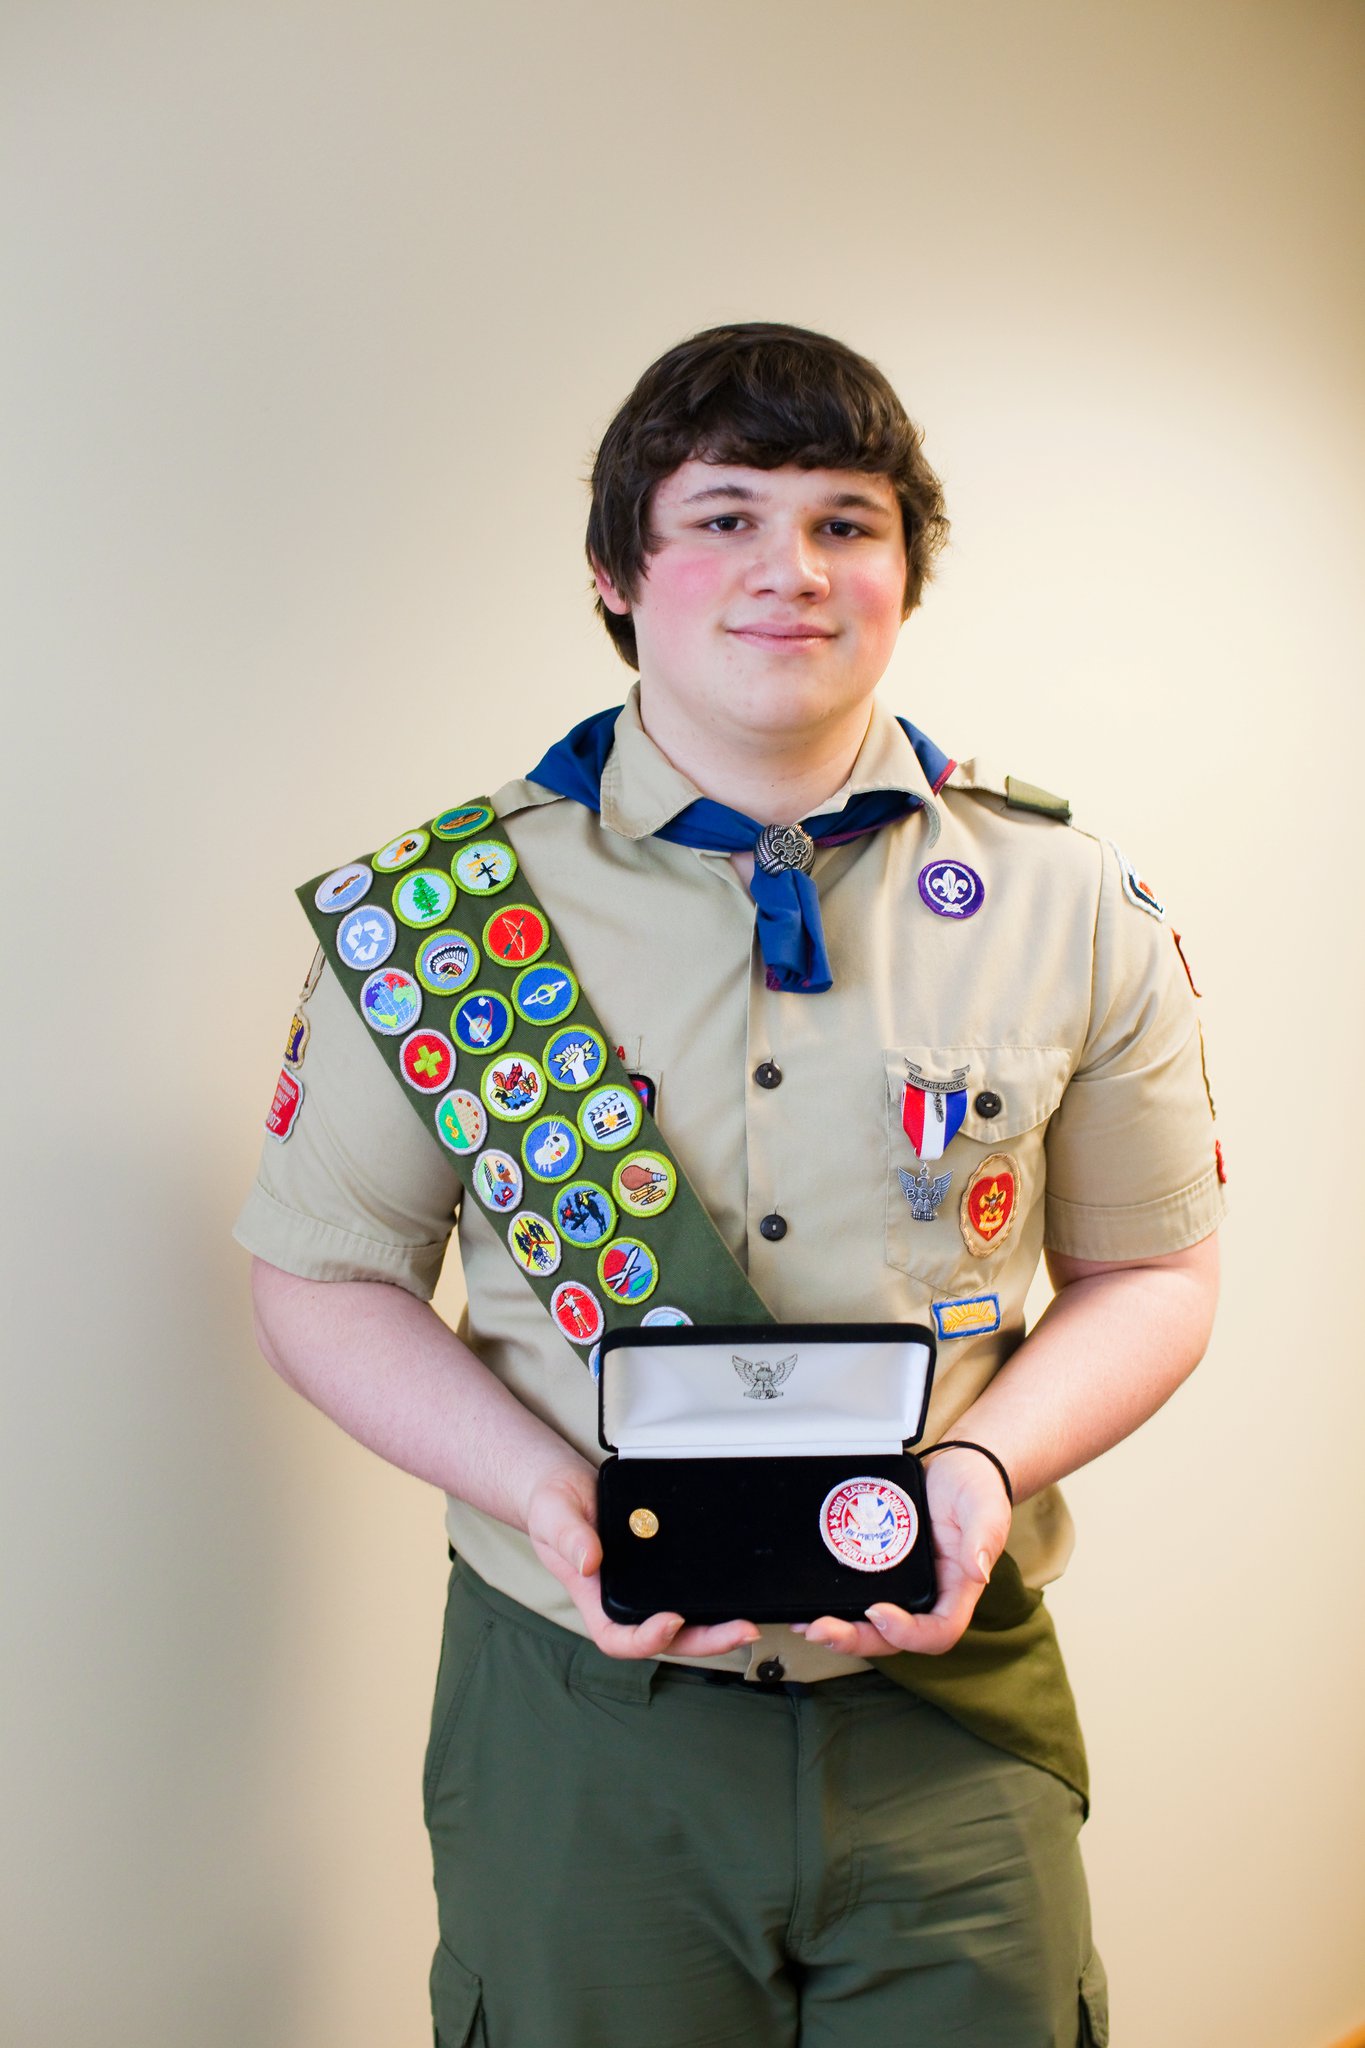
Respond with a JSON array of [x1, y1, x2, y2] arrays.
[[886, 1044, 1071, 1144], [430, 1940, 484, 2048]]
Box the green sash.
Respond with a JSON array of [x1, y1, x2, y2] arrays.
[[300, 799, 1088, 1808]]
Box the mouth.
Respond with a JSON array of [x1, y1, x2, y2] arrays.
[[728, 624, 836, 649]]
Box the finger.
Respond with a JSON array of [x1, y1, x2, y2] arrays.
[[669, 1620, 761, 1659]]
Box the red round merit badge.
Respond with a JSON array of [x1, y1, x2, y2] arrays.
[[400, 1029, 455, 1094], [819, 1477, 918, 1573], [482, 905, 548, 965], [959, 1152, 1020, 1257], [550, 1282, 604, 1346]]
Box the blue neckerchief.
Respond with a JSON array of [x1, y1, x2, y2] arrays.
[[527, 708, 953, 993]]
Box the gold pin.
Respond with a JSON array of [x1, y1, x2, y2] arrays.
[[629, 1508, 659, 1540]]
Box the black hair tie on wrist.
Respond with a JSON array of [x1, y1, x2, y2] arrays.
[[921, 1439, 1014, 1507]]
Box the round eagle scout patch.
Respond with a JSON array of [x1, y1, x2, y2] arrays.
[[819, 1478, 919, 1572], [959, 1153, 1021, 1257]]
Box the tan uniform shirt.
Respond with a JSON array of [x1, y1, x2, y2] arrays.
[[235, 689, 1225, 1678]]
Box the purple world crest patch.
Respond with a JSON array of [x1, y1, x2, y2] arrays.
[[918, 858, 984, 920]]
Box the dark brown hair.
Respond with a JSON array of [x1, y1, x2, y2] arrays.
[[586, 322, 949, 668]]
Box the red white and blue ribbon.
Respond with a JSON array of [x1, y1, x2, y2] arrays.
[[901, 1062, 969, 1161]]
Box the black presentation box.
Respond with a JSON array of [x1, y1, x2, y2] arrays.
[[597, 1322, 938, 1625]]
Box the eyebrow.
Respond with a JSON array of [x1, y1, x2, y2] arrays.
[[679, 482, 895, 516]]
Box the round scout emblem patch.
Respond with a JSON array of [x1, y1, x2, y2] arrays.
[[372, 829, 430, 873], [959, 1152, 1021, 1257], [482, 904, 549, 967], [431, 801, 495, 842], [451, 989, 514, 1055], [511, 961, 578, 1024], [641, 1306, 692, 1327], [550, 1281, 604, 1347], [415, 928, 479, 996], [399, 1028, 456, 1094], [265, 1067, 304, 1141], [434, 1089, 487, 1156], [578, 1084, 643, 1152], [508, 1211, 562, 1277], [336, 904, 397, 971], [918, 859, 984, 920], [819, 1478, 918, 1572], [453, 838, 517, 894], [598, 1237, 659, 1305], [360, 967, 422, 1036], [612, 1151, 676, 1217], [472, 1148, 523, 1214], [282, 1010, 309, 1069], [480, 1052, 547, 1122], [543, 1026, 607, 1091], [522, 1115, 585, 1184], [393, 867, 456, 929], [315, 863, 372, 914], [554, 1179, 616, 1248]]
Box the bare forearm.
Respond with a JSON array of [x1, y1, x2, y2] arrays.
[[249, 1258, 585, 1531]]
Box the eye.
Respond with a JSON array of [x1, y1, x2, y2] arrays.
[[702, 514, 748, 533], [823, 519, 865, 539]]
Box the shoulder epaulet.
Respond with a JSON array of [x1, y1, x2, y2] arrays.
[[946, 758, 1073, 824]]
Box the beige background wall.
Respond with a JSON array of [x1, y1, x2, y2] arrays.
[[4, 3, 1362, 2044]]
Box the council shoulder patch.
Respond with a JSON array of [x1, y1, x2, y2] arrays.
[[265, 1067, 304, 1141], [931, 1293, 1002, 1341]]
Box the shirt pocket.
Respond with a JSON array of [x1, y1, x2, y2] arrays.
[[883, 1043, 1071, 1295]]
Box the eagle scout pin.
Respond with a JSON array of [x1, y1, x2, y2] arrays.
[[265, 1067, 304, 1142], [415, 929, 480, 996], [314, 862, 372, 913], [360, 967, 422, 1035], [960, 1153, 1021, 1256], [453, 839, 517, 894], [434, 1089, 487, 1155], [481, 1053, 546, 1121], [918, 859, 984, 920], [522, 1115, 584, 1183], [554, 1180, 617, 1248], [393, 867, 456, 929], [482, 905, 549, 966], [337, 905, 397, 971], [511, 961, 577, 1024], [598, 1237, 658, 1305], [372, 829, 430, 873], [819, 1478, 918, 1572], [399, 1029, 456, 1094], [901, 1062, 969, 1160], [431, 801, 495, 841], [898, 1162, 952, 1221], [452, 990, 514, 1055], [473, 1148, 523, 1213], [550, 1281, 604, 1346], [508, 1211, 562, 1277]]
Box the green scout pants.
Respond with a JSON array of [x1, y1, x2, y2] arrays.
[[425, 1560, 1109, 2048]]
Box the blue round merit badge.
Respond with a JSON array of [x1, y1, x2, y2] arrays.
[[554, 1179, 616, 1249], [451, 989, 514, 1055], [359, 967, 422, 1036], [543, 1026, 607, 1091], [336, 904, 397, 971], [521, 1115, 584, 1184], [511, 961, 578, 1025]]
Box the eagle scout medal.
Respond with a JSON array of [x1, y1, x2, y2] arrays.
[[578, 1084, 643, 1151], [483, 904, 549, 966], [360, 967, 422, 1035], [931, 1293, 1002, 1341], [434, 1088, 486, 1155], [372, 828, 430, 873], [598, 1237, 658, 1305], [282, 1009, 309, 1069], [451, 989, 514, 1055], [544, 1026, 607, 1090], [900, 1061, 969, 1160], [392, 867, 456, 929], [550, 1280, 604, 1346], [414, 928, 479, 996], [399, 1028, 456, 1094], [612, 1151, 677, 1216], [508, 1211, 562, 1277], [554, 1179, 616, 1248], [628, 1507, 659, 1539], [819, 1478, 918, 1571], [453, 838, 517, 894], [481, 1052, 546, 1121], [898, 1162, 952, 1221], [431, 801, 495, 841], [918, 859, 984, 920], [960, 1153, 1021, 1256], [473, 1148, 523, 1213], [314, 862, 372, 913], [511, 960, 577, 1024], [336, 904, 397, 971], [265, 1067, 303, 1141], [522, 1115, 584, 1183]]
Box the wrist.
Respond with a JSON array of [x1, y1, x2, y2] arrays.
[[921, 1438, 1014, 1509]]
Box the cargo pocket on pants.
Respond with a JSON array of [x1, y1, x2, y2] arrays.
[[431, 1939, 486, 2048], [1078, 1948, 1109, 2046]]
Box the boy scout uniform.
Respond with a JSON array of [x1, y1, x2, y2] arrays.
[[235, 688, 1223, 2047]]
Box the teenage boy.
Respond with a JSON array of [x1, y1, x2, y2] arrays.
[[238, 322, 1223, 2047]]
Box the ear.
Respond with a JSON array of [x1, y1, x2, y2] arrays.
[[591, 557, 632, 617]]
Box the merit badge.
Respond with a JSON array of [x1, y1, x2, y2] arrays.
[[482, 904, 549, 967], [453, 838, 517, 893], [480, 1052, 546, 1121], [508, 1211, 562, 1277], [451, 989, 514, 1055], [901, 1061, 969, 1161], [434, 1088, 486, 1156], [554, 1179, 616, 1249], [931, 1294, 1002, 1341], [511, 961, 578, 1024], [1112, 844, 1165, 920], [578, 1084, 643, 1152], [473, 1148, 523, 1213], [612, 1151, 676, 1217], [522, 1115, 585, 1184], [336, 905, 397, 971], [282, 1010, 309, 1069], [399, 1029, 455, 1094], [898, 1163, 952, 1221], [543, 1027, 607, 1091], [314, 863, 372, 914], [641, 1306, 692, 1327], [959, 1153, 1021, 1257], [372, 828, 430, 873], [918, 859, 984, 920], [598, 1237, 658, 1305], [588, 1342, 602, 1380], [393, 867, 456, 929], [265, 1067, 304, 1142], [431, 801, 495, 842], [415, 928, 479, 996], [550, 1281, 604, 1347], [360, 967, 422, 1036], [819, 1478, 918, 1573]]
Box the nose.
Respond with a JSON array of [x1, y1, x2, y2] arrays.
[[744, 523, 831, 602]]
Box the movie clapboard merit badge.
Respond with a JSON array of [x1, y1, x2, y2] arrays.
[[818, 1477, 919, 1572]]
